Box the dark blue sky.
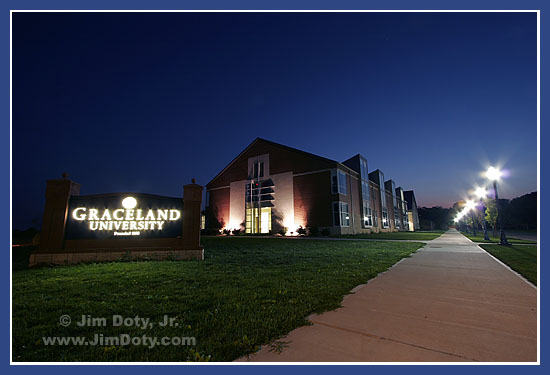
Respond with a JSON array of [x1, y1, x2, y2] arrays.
[[12, 12, 537, 229]]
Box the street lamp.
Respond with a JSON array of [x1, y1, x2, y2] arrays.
[[465, 199, 477, 235], [485, 166, 509, 245], [474, 187, 490, 241]]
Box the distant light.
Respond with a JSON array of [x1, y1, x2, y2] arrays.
[[454, 217, 459, 222], [474, 187, 487, 199], [465, 200, 475, 210], [486, 166, 502, 181], [122, 197, 137, 209]]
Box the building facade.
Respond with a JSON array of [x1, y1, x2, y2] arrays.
[[205, 138, 416, 235], [404, 190, 420, 232]]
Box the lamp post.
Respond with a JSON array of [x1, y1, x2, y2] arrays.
[[475, 187, 490, 241], [486, 167, 509, 245], [465, 199, 476, 235]]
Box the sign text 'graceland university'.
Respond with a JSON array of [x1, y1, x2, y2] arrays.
[[72, 198, 181, 235], [65, 195, 183, 239]]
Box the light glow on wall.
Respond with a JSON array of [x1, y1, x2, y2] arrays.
[[283, 217, 303, 236]]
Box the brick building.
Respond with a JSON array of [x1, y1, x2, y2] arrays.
[[205, 138, 415, 235], [404, 190, 420, 232]]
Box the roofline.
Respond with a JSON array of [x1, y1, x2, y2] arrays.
[[257, 138, 338, 165], [262, 138, 361, 177], [206, 138, 261, 188], [404, 190, 417, 203], [206, 138, 358, 187]]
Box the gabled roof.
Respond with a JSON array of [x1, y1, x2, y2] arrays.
[[368, 169, 384, 186], [404, 190, 417, 210], [206, 138, 357, 188], [257, 138, 338, 165]]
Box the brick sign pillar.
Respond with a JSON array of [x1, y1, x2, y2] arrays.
[[181, 179, 203, 250], [39, 175, 80, 252], [32, 175, 204, 266]]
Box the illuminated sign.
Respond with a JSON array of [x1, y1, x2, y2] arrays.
[[65, 194, 183, 239]]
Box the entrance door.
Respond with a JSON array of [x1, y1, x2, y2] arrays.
[[245, 206, 272, 234]]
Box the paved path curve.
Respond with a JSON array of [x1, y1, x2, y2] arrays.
[[237, 229, 537, 362]]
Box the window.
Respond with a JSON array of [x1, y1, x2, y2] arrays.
[[361, 180, 370, 201], [331, 170, 347, 195], [360, 158, 368, 179], [252, 161, 264, 179], [339, 171, 347, 194], [380, 187, 387, 210], [362, 202, 372, 227], [382, 210, 389, 228], [332, 202, 350, 227], [372, 209, 378, 227]]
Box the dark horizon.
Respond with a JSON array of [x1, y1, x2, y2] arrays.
[[12, 12, 537, 230]]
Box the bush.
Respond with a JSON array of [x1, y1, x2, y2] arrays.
[[32, 233, 40, 246], [307, 226, 319, 236], [296, 226, 307, 236], [201, 228, 220, 236], [321, 228, 331, 236], [232, 228, 242, 236], [277, 227, 288, 236], [222, 229, 232, 236]]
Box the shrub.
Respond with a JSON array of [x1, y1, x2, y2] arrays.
[[32, 233, 41, 246], [201, 228, 220, 236], [307, 226, 319, 236], [232, 228, 242, 236], [321, 228, 331, 236], [296, 226, 307, 236]]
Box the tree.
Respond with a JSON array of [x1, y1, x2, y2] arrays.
[[418, 206, 452, 230], [485, 199, 498, 237], [506, 192, 536, 230]]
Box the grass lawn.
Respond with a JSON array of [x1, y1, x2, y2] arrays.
[[461, 232, 536, 244], [12, 237, 423, 362], [336, 231, 445, 241], [479, 244, 537, 285]]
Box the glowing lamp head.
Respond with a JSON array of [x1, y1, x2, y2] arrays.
[[454, 217, 460, 223], [486, 166, 502, 181], [465, 200, 475, 211], [474, 187, 487, 199], [122, 196, 137, 209]]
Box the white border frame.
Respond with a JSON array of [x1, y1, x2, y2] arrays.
[[9, 8, 540, 366]]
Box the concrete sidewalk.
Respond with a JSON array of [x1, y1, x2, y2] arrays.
[[238, 229, 537, 362]]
